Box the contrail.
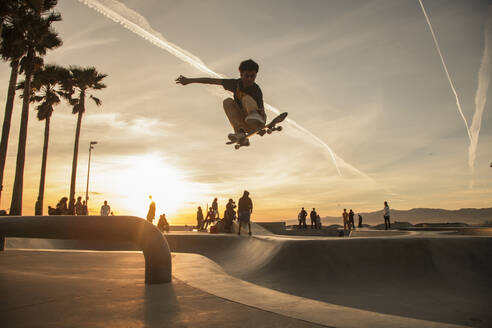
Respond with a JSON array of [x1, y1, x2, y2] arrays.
[[469, 6, 492, 182], [78, 0, 380, 181], [419, 0, 491, 178], [418, 0, 472, 141]]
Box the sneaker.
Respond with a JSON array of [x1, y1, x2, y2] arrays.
[[245, 111, 265, 126], [228, 132, 246, 142]]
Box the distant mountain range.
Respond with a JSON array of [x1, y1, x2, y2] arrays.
[[316, 207, 492, 225]]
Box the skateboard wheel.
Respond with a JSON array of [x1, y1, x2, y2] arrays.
[[234, 144, 241, 150], [267, 129, 272, 134], [277, 126, 282, 131]]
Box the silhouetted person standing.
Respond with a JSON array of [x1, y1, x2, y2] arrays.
[[342, 209, 349, 234], [147, 195, 156, 224], [212, 197, 219, 220], [75, 196, 84, 215], [349, 209, 355, 231], [224, 199, 236, 233], [310, 208, 317, 229], [196, 206, 204, 231], [298, 207, 307, 229], [383, 201, 391, 230], [237, 190, 253, 236], [358, 214, 363, 228], [82, 200, 88, 215], [100, 201, 110, 216], [68, 198, 75, 215]]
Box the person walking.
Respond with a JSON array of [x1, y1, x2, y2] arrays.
[[310, 208, 317, 229], [358, 214, 363, 228], [147, 195, 156, 224], [383, 201, 391, 230], [342, 209, 349, 234], [237, 190, 253, 236], [349, 209, 356, 231], [100, 201, 110, 216], [316, 214, 321, 229]]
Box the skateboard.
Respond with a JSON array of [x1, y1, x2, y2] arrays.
[[226, 112, 288, 149]]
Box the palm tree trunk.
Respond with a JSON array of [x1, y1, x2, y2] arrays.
[[69, 95, 85, 214], [35, 117, 50, 215], [0, 59, 20, 205], [10, 50, 34, 215]]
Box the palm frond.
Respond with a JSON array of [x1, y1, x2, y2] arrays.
[[16, 80, 26, 91], [72, 103, 82, 114], [36, 102, 54, 121], [68, 97, 78, 106], [92, 82, 106, 90], [32, 95, 44, 102], [90, 95, 102, 106]]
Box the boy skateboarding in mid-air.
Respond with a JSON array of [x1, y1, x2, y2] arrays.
[[175, 59, 267, 143]]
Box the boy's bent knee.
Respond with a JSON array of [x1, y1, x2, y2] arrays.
[[223, 98, 236, 109], [241, 95, 258, 113]]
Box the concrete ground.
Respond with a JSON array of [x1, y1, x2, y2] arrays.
[[0, 250, 323, 328], [3, 225, 491, 328]]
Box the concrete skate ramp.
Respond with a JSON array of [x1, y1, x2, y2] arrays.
[[457, 227, 492, 236], [166, 233, 492, 327]]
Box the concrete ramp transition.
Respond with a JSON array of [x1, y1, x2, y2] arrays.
[[165, 232, 492, 327]]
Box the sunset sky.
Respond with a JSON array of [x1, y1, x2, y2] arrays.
[[0, 0, 491, 224]]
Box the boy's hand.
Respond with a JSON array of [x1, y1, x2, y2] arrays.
[[175, 75, 190, 85]]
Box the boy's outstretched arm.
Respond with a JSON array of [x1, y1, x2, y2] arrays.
[[175, 75, 222, 86]]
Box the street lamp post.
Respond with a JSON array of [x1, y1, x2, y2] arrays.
[[85, 141, 98, 211]]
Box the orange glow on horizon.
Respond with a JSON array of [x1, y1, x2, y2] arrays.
[[87, 154, 209, 222]]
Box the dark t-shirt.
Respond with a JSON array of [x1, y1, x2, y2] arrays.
[[238, 196, 253, 213], [221, 78, 265, 114]]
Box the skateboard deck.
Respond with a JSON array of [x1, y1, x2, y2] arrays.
[[226, 112, 288, 149]]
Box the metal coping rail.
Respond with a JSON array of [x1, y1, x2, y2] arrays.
[[0, 216, 172, 284]]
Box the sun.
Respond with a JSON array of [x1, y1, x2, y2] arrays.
[[91, 154, 205, 221]]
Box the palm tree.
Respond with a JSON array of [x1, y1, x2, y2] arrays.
[[0, 1, 11, 44], [0, 23, 25, 203], [9, 3, 62, 215], [18, 65, 67, 215], [62, 67, 107, 214]]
